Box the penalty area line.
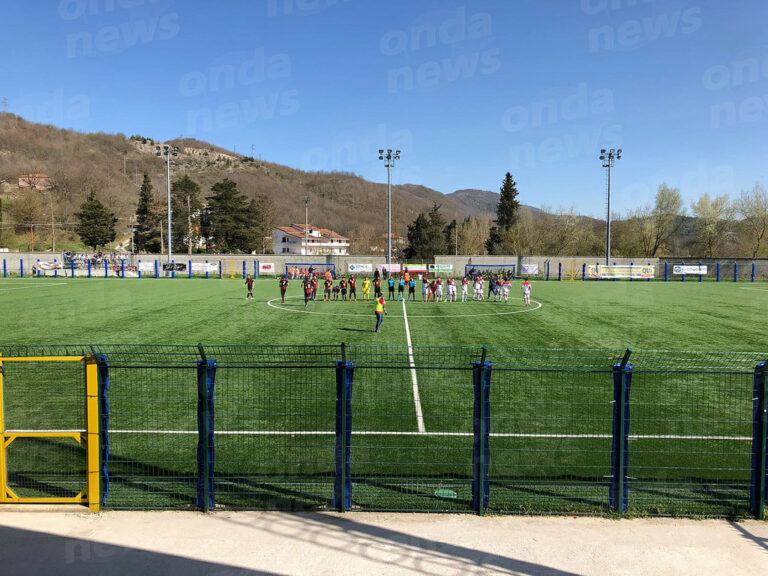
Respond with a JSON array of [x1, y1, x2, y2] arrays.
[[402, 298, 426, 433]]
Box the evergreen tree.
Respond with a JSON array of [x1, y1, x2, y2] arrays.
[[404, 203, 448, 259], [404, 212, 430, 260], [246, 193, 276, 253], [444, 219, 458, 255], [171, 174, 203, 255], [75, 190, 117, 250], [204, 178, 250, 253], [486, 172, 521, 254], [134, 174, 161, 253]]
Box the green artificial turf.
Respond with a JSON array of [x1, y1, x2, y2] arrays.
[[0, 276, 765, 516]]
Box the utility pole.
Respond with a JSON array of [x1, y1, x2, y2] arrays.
[[304, 196, 310, 256], [156, 145, 179, 263]]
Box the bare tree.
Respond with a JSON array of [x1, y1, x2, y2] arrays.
[[690, 193, 734, 257], [736, 182, 768, 258]]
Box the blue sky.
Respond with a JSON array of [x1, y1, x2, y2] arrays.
[[2, 0, 767, 216]]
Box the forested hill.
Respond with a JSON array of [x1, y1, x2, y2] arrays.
[[0, 113, 499, 249]]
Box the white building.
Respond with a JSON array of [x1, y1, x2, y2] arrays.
[[272, 223, 350, 255]]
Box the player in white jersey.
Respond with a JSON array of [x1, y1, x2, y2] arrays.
[[435, 278, 444, 302], [461, 277, 469, 302], [522, 278, 531, 307], [502, 279, 511, 302]]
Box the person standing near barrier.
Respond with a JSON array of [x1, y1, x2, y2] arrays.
[[279, 275, 289, 303], [362, 276, 371, 300], [245, 274, 254, 300], [374, 295, 387, 333]]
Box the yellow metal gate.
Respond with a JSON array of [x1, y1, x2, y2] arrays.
[[0, 355, 100, 511]]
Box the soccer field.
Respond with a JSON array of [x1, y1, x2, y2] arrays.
[[0, 277, 766, 517], [0, 276, 765, 349]]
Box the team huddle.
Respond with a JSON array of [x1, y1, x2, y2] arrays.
[[273, 269, 533, 308]]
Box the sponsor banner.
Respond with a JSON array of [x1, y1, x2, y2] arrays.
[[402, 263, 427, 273], [112, 265, 138, 273], [258, 262, 276, 274], [520, 263, 539, 275], [587, 265, 655, 279], [377, 264, 401, 275], [36, 261, 62, 270], [348, 263, 373, 273], [138, 261, 156, 272], [162, 263, 187, 272], [673, 265, 707, 275], [428, 264, 454, 273], [191, 262, 218, 273]]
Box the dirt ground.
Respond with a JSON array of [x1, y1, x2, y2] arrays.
[[0, 507, 766, 575]]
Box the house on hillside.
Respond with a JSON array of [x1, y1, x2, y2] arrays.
[[18, 174, 52, 191], [272, 223, 349, 255]]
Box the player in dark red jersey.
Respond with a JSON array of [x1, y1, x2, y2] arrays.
[[349, 275, 357, 302], [279, 275, 289, 303], [303, 277, 313, 307], [244, 274, 254, 300]]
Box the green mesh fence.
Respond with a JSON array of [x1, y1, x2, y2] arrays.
[[94, 345, 202, 510], [1, 345, 765, 517], [1, 358, 87, 499], [625, 351, 759, 517], [344, 346, 482, 512], [204, 346, 339, 510]]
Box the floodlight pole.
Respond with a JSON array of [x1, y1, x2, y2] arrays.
[[304, 196, 310, 256], [156, 145, 179, 264], [378, 148, 401, 272], [600, 148, 622, 265]]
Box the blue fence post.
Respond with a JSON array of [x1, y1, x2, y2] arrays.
[[612, 261, 617, 282], [545, 261, 549, 281], [205, 260, 209, 280], [121, 259, 125, 278], [96, 354, 111, 505], [716, 262, 720, 282], [242, 260, 246, 279], [596, 262, 600, 281], [752, 262, 756, 283], [2, 259, 6, 278], [104, 260, 108, 278], [681, 261, 685, 283], [647, 262, 651, 282], [664, 261, 668, 282], [87, 259, 91, 278], [196, 354, 217, 512], [472, 357, 491, 515], [699, 262, 703, 283], [254, 260, 258, 279], [70, 259, 75, 278], [734, 261, 738, 283], [610, 350, 632, 514], [582, 263, 586, 281], [750, 361, 767, 519], [630, 261, 633, 282], [37, 259, 41, 278], [54, 258, 58, 278], [20, 259, 24, 278], [558, 262, 562, 281], [172, 260, 176, 279], [138, 259, 142, 279], [219, 260, 222, 279], [189, 260, 192, 279], [334, 358, 353, 511]]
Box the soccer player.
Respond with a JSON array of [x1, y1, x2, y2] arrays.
[[522, 278, 532, 307], [332, 283, 340, 301], [303, 277, 313, 307], [311, 275, 319, 301], [397, 276, 405, 300], [461, 276, 469, 302], [323, 276, 333, 301], [362, 276, 371, 300], [340, 277, 348, 301], [447, 277, 457, 302], [429, 279, 437, 302], [388, 276, 396, 300], [435, 278, 444, 302], [374, 276, 382, 299], [422, 276, 429, 302], [349, 275, 357, 302], [279, 275, 289, 303], [408, 277, 416, 301], [502, 278, 511, 303], [245, 274, 254, 300], [374, 295, 387, 333]]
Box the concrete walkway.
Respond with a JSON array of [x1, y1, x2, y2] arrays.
[[0, 508, 766, 575]]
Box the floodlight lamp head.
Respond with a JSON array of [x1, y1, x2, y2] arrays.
[[600, 154, 605, 161], [379, 155, 383, 160], [601, 149, 606, 154], [378, 149, 384, 155], [387, 149, 392, 154], [617, 149, 622, 158]]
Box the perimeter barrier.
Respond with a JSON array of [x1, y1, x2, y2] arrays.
[[0, 345, 765, 518]]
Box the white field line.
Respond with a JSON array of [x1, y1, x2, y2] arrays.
[[6, 429, 752, 440], [740, 287, 768, 292], [0, 282, 68, 292], [402, 298, 425, 433]]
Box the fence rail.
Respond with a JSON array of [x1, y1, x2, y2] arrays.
[[0, 345, 765, 518]]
